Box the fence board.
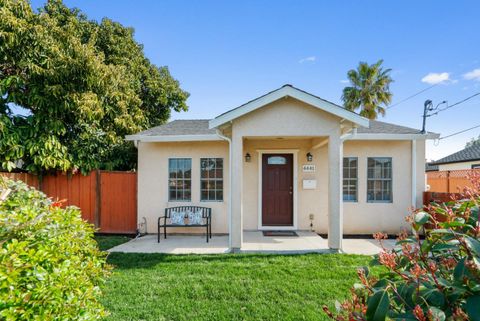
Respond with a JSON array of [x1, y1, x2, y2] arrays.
[[41, 172, 97, 224], [427, 169, 479, 192], [423, 191, 462, 205], [0, 170, 137, 234], [0, 172, 40, 189], [99, 171, 137, 233]]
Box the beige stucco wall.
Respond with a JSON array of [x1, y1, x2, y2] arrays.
[[438, 160, 480, 171], [136, 96, 427, 237], [342, 140, 425, 234], [137, 140, 229, 234], [242, 138, 329, 231], [229, 97, 345, 247], [241, 139, 425, 235]]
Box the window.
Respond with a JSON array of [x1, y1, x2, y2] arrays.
[[343, 157, 358, 202], [200, 158, 223, 201], [472, 164, 480, 169], [267, 156, 287, 165], [367, 157, 392, 202], [168, 158, 191, 201]]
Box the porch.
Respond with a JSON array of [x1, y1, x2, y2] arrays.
[[108, 232, 394, 255]]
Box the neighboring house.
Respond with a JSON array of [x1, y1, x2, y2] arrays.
[[431, 144, 480, 170], [425, 163, 439, 172], [126, 85, 438, 251]]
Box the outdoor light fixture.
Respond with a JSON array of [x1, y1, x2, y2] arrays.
[[245, 153, 251, 162], [306, 152, 313, 162]]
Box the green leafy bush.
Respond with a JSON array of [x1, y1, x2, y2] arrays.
[[324, 176, 480, 321], [0, 179, 111, 320]]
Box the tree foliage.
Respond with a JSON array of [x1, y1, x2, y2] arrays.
[[0, 179, 111, 320], [0, 0, 189, 174], [324, 175, 480, 321], [342, 60, 393, 119], [466, 135, 480, 148]]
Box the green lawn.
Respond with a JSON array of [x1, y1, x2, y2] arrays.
[[95, 235, 132, 251], [101, 252, 376, 321]]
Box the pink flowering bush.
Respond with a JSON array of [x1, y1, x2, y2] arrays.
[[324, 175, 480, 321]]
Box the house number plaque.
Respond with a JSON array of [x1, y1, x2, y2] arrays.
[[302, 164, 316, 172]]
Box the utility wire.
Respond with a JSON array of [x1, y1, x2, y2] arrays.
[[439, 124, 480, 140], [386, 84, 438, 110], [429, 92, 480, 116]]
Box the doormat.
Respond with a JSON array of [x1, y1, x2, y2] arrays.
[[263, 231, 298, 237]]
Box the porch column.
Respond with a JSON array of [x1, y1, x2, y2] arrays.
[[230, 134, 243, 251], [328, 135, 343, 250]]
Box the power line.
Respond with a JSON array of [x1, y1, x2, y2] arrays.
[[439, 124, 480, 140], [386, 84, 438, 110], [429, 92, 480, 116]]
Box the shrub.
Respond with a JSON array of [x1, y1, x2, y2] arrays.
[[0, 179, 111, 320], [324, 175, 480, 321]]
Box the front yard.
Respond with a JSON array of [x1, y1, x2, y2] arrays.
[[98, 238, 376, 321]]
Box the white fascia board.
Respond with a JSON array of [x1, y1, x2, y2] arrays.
[[125, 134, 222, 142], [209, 86, 369, 129], [348, 133, 440, 140]]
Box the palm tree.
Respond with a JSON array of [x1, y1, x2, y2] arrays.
[[341, 60, 393, 119]]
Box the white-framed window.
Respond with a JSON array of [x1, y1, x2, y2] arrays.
[[200, 158, 223, 201], [168, 158, 192, 201], [472, 164, 480, 169], [367, 157, 392, 203], [343, 157, 358, 202]]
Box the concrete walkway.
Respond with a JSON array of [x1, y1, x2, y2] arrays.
[[109, 231, 395, 255]]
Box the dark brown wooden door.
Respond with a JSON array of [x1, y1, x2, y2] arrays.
[[262, 154, 293, 226]]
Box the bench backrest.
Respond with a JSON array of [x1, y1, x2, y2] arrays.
[[164, 206, 211, 218]]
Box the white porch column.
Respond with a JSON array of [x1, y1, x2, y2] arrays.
[[328, 135, 343, 250], [230, 134, 243, 251]]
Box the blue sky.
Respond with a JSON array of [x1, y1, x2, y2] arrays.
[[31, 0, 480, 160]]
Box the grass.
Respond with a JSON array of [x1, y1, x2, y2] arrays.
[[100, 252, 378, 321], [95, 235, 132, 251]]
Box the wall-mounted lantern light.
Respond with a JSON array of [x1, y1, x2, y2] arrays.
[[306, 152, 313, 162], [245, 153, 251, 162]]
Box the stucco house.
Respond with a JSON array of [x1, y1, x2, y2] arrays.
[[126, 85, 438, 251], [431, 144, 480, 170]]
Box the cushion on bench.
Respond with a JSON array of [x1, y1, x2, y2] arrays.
[[187, 209, 203, 225], [170, 210, 185, 225]]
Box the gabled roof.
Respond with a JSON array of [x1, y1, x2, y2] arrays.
[[125, 120, 221, 142], [126, 119, 435, 142], [125, 85, 440, 142], [432, 144, 480, 165], [208, 84, 370, 129], [135, 120, 215, 136]]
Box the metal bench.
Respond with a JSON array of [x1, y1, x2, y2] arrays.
[[158, 206, 212, 243]]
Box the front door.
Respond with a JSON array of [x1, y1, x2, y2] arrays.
[[262, 154, 293, 226]]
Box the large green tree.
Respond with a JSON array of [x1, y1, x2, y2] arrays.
[[341, 59, 393, 119], [0, 0, 189, 174]]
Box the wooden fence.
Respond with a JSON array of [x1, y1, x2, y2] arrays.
[[423, 191, 463, 206], [426, 169, 479, 193], [1, 170, 137, 234]]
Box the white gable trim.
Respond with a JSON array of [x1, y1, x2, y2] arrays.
[[348, 133, 439, 140], [209, 85, 370, 129], [125, 134, 222, 142]]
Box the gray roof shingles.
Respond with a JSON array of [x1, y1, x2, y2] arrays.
[[134, 119, 424, 137], [356, 120, 423, 135], [134, 119, 216, 136], [432, 144, 480, 165]]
